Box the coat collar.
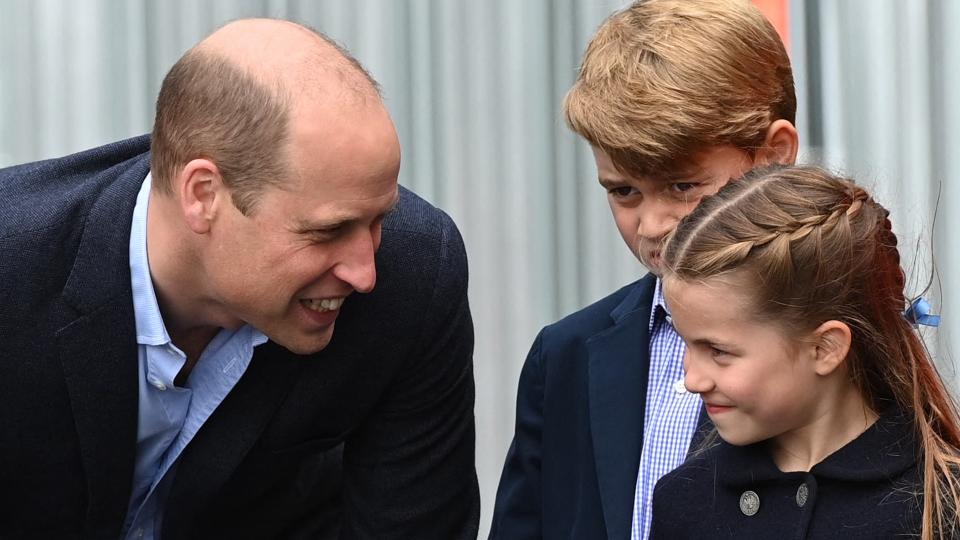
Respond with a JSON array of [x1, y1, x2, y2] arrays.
[[714, 405, 918, 487], [587, 274, 657, 540]]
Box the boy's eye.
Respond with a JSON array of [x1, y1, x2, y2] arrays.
[[670, 182, 700, 193], [608, 186, 638, 198]]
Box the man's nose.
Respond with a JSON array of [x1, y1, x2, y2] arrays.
[[333, 229, 378, 293]]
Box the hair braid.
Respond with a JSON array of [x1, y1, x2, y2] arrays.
[[664, 165, 960, 540]]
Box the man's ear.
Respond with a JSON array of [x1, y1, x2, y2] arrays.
[[755, 119, 799, 166], [178, 158, 224, 234], [809, 320, 852, 376]]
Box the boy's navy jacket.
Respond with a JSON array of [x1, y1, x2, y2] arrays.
[[0, 136, 479, 539], [490, 274, 710, 539], [651, 407, 926, 539]]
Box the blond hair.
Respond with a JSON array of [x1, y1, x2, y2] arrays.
[[663, 165, 960, 539], [564, 0, 795, 178]]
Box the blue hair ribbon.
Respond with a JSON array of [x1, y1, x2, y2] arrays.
[[904, 297, 941, 328]]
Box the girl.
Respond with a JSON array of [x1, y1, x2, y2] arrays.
[[649, 165, 960, 539]]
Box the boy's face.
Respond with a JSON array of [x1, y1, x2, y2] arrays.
[[592, 145, 755, 275]]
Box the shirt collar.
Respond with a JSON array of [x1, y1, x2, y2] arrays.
[[129, 173, 172, 347], [649, 277, 670, 332]]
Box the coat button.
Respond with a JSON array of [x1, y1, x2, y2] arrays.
[[739, 490, 760, 516], [796, 483, 809, 507]]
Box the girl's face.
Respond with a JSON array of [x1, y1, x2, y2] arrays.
[[663, 275, 825, 447]]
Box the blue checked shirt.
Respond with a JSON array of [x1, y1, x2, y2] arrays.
[[630, 278, 702, 540]]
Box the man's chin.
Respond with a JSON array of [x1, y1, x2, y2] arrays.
[[271, 327, 335, 356]]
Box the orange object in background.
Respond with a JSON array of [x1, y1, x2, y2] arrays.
[[752, 0, 790, 52]]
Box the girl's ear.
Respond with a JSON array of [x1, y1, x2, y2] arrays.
[[810, 320, 853, 376]]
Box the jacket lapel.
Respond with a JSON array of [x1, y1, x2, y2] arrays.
[[161, 341, 307, 538], [587, 276, 656, 540], [56, 152, 150, 537]]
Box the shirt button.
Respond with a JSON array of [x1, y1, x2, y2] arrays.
[[740, 490, 760, 516], [673, 378, 688, 394], [134, 528, 145, 539], [796, 483, 809, 507], [150, 378, 166, 391]]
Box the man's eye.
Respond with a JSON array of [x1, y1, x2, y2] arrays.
[[608, 186, 637, 198], [309, 227, 342, 241]]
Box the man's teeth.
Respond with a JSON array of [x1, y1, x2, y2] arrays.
[[302, 298, 345, 312]]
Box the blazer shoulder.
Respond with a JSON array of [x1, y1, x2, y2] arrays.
[[381, 186, 466, 271], [0, 135, 151, 238], [540, 275, 655, 347], [384, 186, 460, 239]]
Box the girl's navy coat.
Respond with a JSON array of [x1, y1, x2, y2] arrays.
[[650, 407, 925, 539]]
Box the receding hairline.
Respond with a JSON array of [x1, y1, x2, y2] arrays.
[[194, 18, 382, 102]]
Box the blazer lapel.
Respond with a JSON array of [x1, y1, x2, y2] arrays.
[[58, 307, 140, 537], [56, 154, 150, 537], [587, 276, 656, 540], [161, 341, 306, 538]]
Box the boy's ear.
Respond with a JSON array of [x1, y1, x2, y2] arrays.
[[755, 119, 799, 166], [810, 320, 852, 376]]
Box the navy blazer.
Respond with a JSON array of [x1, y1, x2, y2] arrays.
[[490, 275, 709, 540], [0, 136, 479, 539]]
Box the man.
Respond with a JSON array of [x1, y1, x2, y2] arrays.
[[0, 19, 478, 539], [490, 1, 798, 539]]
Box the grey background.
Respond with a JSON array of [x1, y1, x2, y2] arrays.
[[2, 1, 957, 537]]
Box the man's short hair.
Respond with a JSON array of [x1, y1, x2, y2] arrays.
[[151, 49, 290, 215], [564, 0, 795, 178], [150, 24, 381, 215]]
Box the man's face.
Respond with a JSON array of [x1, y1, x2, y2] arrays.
[[203, 99, 401, 354], [592, 146, 754, 274]]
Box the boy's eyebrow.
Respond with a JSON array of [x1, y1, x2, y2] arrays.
[[597, 176, 622, 188], [661, 166, 705, 182]]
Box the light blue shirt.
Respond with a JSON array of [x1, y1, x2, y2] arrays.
[[122, 174, 268, 540], [630, 278, 702, 540]]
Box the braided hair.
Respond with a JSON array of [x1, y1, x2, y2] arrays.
[[663, 165, 960, 540]]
